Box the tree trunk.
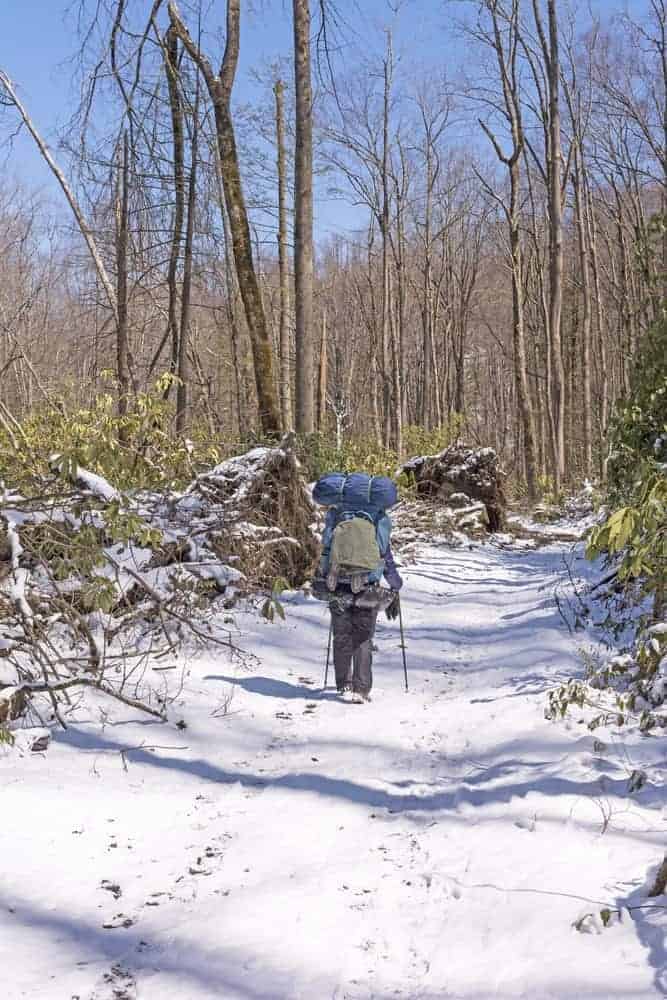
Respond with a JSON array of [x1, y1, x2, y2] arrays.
[[538, 0, 566, 492], [479, 0, 538, 500], [165, 27, 185, 385], [168, 0, 281, 436], [176, 119, 197, 435], [115, 130, 130, 431], [381, 32, 393, 448], [274, 79, 293, 431], [421, 144, 433, 429], [573, 143, 593, 479], [318, 305, 328, 431], [293, 0, 315, 433], [510, 162, 539, 501], [0, 70, 118, 323]]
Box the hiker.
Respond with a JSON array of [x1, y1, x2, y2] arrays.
[[312, 473, 403, 703]]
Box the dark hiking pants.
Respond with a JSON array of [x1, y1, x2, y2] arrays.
[[331, 604, 378, 695]]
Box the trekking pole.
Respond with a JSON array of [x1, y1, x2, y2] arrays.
[[398, 596, 408, 692], [323, 618, 333, 689]]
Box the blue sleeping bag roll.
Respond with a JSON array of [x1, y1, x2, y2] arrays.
[[313, 472, 398, 513]]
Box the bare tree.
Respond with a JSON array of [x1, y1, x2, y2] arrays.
[[474, 0, 539, 499], [532, 0, 566, 493], [168, 0, 281, 435]]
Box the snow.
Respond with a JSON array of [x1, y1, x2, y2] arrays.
[[3, 519, 33, 621], [1, 535, 665, 999], [508, 510, 599, 541], [6, 518, 23, 568], [186, 560, 243, 589], [8, 567, 32, 621], [75, 467, 120, 503], [192, 447, 275, 506]]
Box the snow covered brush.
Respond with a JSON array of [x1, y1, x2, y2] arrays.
[[546, 621, 667, 734], [0, 476, 235, 731], [0, 437, 322, 733]]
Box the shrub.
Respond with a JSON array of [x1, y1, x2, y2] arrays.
[[589, 316, 666, 621], [587, 472, 666, 619], [297, 419, 463, 484], [0, 374, 227, 491], [607, 317, 667, 505]]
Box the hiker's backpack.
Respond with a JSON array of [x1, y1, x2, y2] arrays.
[[313, 473, 397, 593], [326, 510, 382, 592], [313, 472, 398, 514]]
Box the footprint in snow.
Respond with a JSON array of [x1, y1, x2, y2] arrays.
[[442, 877, 463, 899], [88, 962, 136, 1000], [100, 879, 122, 900]]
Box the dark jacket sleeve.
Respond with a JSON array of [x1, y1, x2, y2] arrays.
[[382, 542, 403, 590]]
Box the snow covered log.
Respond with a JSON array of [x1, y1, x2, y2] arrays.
[[401, 444, 506, 533]]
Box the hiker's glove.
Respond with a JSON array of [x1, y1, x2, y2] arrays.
[[385, 591, 400, 621], [384, 567, 403, 591]]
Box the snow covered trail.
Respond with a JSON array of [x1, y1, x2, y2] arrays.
[[2, 539, 666, 999]]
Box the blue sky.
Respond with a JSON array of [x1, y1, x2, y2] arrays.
[[0, 0, 655, 238]]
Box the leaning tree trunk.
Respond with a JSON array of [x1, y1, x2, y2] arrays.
[[145, 26, 184, 391], [168, 0, 281, 436], [479, 0, 538, 500]]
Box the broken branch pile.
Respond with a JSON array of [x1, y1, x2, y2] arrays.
[[0, 438, 318, 730]]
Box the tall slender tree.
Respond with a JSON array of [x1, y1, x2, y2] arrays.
[[476, 0, 539, 500], [293, 0, 315, 433], [533, 0, 566, 493], [274, 78, 294, 431]]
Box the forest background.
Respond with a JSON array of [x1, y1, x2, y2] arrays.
[[0, 0, 665, 505]]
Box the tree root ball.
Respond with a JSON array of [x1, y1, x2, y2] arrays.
[[402, 444, 506, 533], [188, 436, 319, 588]]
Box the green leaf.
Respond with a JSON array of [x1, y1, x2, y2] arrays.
[[0, 725, 15, 746]]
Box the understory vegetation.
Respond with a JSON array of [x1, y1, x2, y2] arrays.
[[0, 377, 465, 495], [548, 318, 667, 733]]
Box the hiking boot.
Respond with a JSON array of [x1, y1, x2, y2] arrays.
[[351, 691, 371, 704], [337, 686, 354, 702]]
